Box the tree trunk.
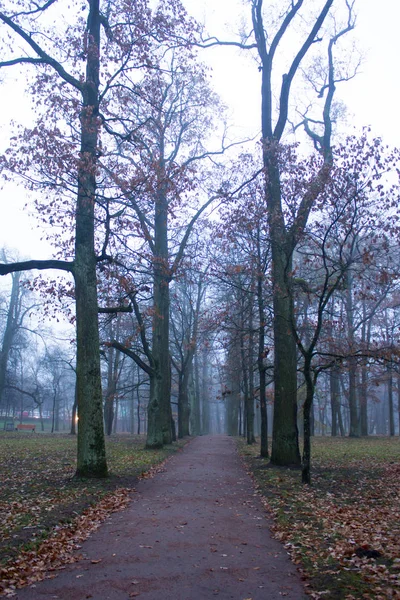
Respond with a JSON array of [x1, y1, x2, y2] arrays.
[[104, 346, 116, 436], [0, 271, 21, 407], [191, 353, 201, 435], [338, 401, 345, 436], [345, 271, 359, 438], [75, 0, 107, 477], [226, 340, 241, 436], [256, 265, 268, 456], [270, 241, 300, 465], [240, 330, 249, 440], [242, 316, 255, 445], [113, 398, 119, 434], [360, 364, 368, 436], [201, 350, 210, 435], [147, 179, 172, 447], [302, 357, 314, 485], [104, 345, 121, 436], [247, 314, 256, 445], [178, 370, 191, 438], [75, 237, 107, 475], [359, 298, 369, 436], [397, 373, 400, 437], [387, 365, 395, 437], [51, 390, 57, 433], [215, 399, 221, 434], [54, 389, 60, 432], [136, 370, 142, 435], [253, 0, 336, 467], [348, 359, 359, 437], [130, 376, 135, 435], [146, 373, 164, 448], [70, 385, 77, 435], [330, 365, 340, 437], [201, 351, 210, 434], [39, 403, 44, 432]]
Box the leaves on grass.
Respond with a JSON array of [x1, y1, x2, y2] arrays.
[[238, 437, 400, 599], [0, 433, 185, 597], [0, 488, 130, 596]]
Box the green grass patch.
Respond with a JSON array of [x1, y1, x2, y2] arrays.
[[237, 436, 400, 599]]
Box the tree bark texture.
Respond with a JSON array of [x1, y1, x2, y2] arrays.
[[345, 271, 359, 438], [330, 365, 340, 437], [201, 351, 210, 434], [226, 339, 241, 436], [252, 0, 335, 466], [191, 353, 201, 435], [247, 316, 256, 445], [360, 365, 368, 436], [0, 1, 107, 476], [387, 366, 395, 437], [302, 357, 314, 484], [269, 236, 300, 465], [104, 346, 121, 436], [75, 0, 107, 477], [0, 271, 21, 407], [70, 386, 78, 435], [178, 370, 191, 438], [146, 183, 173, 447], [257, 267, 269, 457]]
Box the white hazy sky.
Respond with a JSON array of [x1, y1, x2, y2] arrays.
[[0, 0, 399, 260]]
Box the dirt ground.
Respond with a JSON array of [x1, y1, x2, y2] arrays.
[[15, 435, 306, 600]]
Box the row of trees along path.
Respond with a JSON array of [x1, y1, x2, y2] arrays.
[[0, 0, 373, 485], [14, 436, 306, 600]]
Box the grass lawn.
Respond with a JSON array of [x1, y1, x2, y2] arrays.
[[238, 436, 400, 600], [0, 432, 185, 595]]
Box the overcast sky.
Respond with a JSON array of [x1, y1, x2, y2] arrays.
[[0, 0, 399, 261], [183, 0, 400, 144]]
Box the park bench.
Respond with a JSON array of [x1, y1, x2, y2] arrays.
[[16, 423, 36, 432]]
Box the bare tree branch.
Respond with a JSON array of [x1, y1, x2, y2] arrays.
[[98, 305, 133, 314], [274, 0, 334, 141], [109, 340, 153, 376], [0, 11, 82, 91], [0, 260, 74, 276], [11, 0, 58, 18], [196, 36, 256, 50]]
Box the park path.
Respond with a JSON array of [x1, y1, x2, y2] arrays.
[[16, 435, 306, 600]]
